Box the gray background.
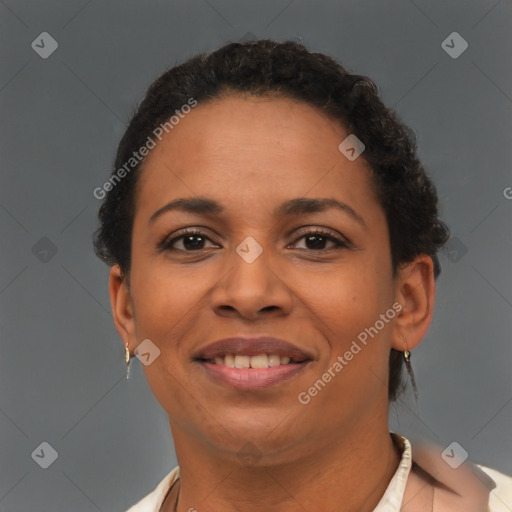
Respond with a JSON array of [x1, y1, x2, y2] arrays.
[[1, 0, 511, 510]]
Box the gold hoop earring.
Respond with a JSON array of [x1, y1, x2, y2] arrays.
[[402, 339, 418, 400], [125, 342, 132, 380]]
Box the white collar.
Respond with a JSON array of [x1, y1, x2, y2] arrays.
[[373, 433, 412, 511], [127, 432, 412, 511]]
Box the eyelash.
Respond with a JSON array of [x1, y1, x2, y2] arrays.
[[157, 227, 350, 254]]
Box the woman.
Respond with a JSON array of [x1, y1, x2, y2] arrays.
[[93, 40, 512, 511]]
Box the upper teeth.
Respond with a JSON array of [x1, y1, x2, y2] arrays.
[[212, 354, 292, 368]]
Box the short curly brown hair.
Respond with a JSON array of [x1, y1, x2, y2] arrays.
[[93, 39, 450, 401]]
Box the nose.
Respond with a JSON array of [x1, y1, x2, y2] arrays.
[[208, 241, 293, 321]]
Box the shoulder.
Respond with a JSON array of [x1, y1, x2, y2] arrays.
[[125, 466, 180, 512], [406, 435, 512, 512], [478, 464, 512, 512]]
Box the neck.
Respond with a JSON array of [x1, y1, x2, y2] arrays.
[[165, 420, 402, 512]]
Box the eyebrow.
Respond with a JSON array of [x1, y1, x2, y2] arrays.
[[149, 196, 367, 230]]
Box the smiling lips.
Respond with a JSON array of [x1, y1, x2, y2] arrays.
[[210, 353, 295, 368], [194, 336, 313, 390]]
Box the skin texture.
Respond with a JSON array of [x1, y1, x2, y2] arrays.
[[109, 94, 435, 512]]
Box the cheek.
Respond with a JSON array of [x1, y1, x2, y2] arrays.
[[302, 282, 394, 421], [129, 255, 198, 335], [303, 255, 394, 383], [128, 266, 198, 417], [313, 261, 388, 334]]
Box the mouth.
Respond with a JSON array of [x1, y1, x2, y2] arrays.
[[197, 353, 309, 368], [193, 336, 314, 390]]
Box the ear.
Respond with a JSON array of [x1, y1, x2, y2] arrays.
[[391, 255, 436, 352], [109, 264, 136, 354]]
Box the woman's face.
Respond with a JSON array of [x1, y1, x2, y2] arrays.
[[111, 94, 429, 463]]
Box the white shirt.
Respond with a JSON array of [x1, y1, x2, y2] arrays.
[[125, 433, 512, 511]]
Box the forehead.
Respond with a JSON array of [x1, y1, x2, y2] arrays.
[[134, 95, 380, 222]]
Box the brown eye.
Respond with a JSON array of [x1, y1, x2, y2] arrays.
[[157, 228, 349, 255], [158, 229, 218, 252], [291, 229, 349, 251]]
